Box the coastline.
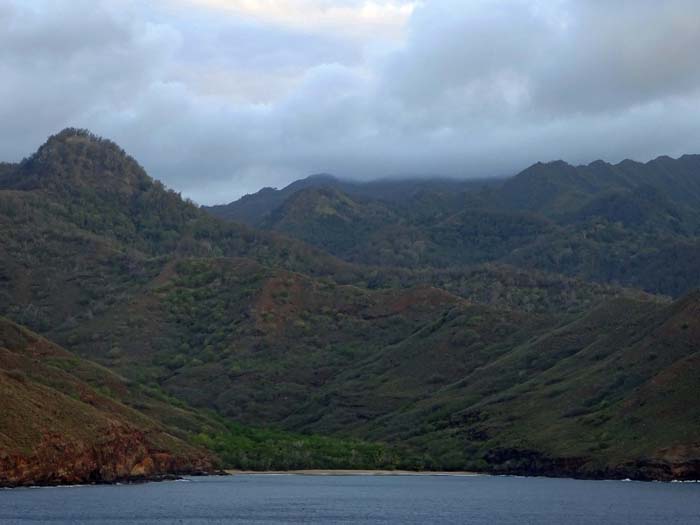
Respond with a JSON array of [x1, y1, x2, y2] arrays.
[[4, 469, 699, 488], [223, 469, 700, 482], [225, 469, 482, 477]]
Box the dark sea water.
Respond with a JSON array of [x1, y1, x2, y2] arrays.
[[1, 474, 699, 525]]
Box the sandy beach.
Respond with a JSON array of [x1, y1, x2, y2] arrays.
[[225, 470, 482, 477]]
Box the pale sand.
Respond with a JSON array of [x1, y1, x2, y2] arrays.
[[225, 469, 482, 477]]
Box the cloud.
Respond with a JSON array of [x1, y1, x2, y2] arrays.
[[380, 0, 700, 123], [179, 0, 418, 40], [2, 0, 700, 204], [0, 1, 180, 158]]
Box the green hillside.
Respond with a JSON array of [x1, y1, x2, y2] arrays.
[[2, 129, 699, 482], [210, 155, 700, 297]]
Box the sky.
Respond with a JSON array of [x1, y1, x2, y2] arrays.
[[2, 0, 700, 204]]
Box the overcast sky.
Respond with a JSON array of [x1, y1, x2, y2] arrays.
[[2, 0, 700, 204]]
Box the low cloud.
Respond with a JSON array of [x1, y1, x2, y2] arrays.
[[2, 0, 700, 204]]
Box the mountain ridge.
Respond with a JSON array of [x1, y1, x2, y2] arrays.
[[206, 153, 700, 227], [206, 152, 700, 297]]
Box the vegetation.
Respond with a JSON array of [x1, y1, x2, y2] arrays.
[[0, 316, 213, 486], [1, 129, 699, 481], [209, 155, 700, 297], [194, 422, 402, 471]]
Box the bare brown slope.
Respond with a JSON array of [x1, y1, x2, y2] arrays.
[[0, 318, 213, 487]]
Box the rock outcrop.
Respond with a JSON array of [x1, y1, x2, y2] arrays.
[[0, 425, 212, 487], [0, 317, 215, 487]]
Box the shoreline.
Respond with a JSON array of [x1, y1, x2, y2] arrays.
[[4, 471, 699, 489], [225, 469, 482, 477], [223, 470, 700, 483]]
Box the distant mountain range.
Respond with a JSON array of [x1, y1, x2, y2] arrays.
[[205, 174, 503, 225], [207, 154, 700, 225], [206, 155, 700, 297], [1, 128, 699, 484]]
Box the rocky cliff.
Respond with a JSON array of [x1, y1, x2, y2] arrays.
[[0, 317, 215, 487], [0, 424, 212, 487]]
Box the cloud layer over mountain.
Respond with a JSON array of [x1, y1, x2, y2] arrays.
[[2, 0, 700, 203]]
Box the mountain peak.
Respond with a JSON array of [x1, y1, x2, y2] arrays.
[[265, 185, 356, 225], [48, 127, 101, 142], [652, 154, 675, 163], [528, 159, 573, 170], [37, 128, 130, 162], [12, 128, 153, 195]]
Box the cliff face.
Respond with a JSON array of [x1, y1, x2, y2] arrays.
[[0, 425, 212, 487], [0, 317, 215, 487]]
